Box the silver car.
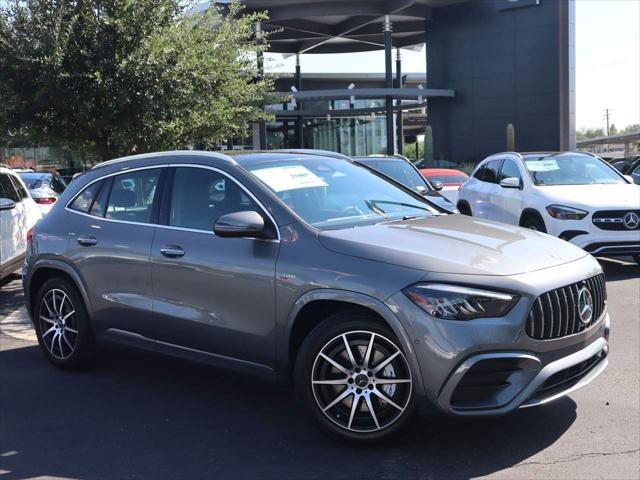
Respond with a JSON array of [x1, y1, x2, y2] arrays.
[[23, 150, 609, 442]]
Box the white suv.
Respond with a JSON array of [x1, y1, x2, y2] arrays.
[[457, 152, 640, 264], [0, 166, 42, 280]]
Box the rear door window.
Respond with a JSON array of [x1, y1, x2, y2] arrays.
[[0, 173, 20, 202], [105, 169, 162, 224], [69, 180, 103, 213]]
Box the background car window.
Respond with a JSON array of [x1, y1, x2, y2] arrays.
[[105, 169, 161, 223], [51, 175, 67, 194], [0, 173, 20, 202], [169, 168, 259, 231], [8, 174, 29, 201], [473, 165, 486, 181], [69, 180, 103, 213], [483, 160, 502, 184], [500, 159, 522, 182]]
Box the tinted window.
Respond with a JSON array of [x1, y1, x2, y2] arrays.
[[0, 173, 20, 202], [169, 167, 260, 231], [473, 165, 486, 181], [90, 178, 112, 217], [51, 175, 67, 194], [69, 180, 103, 213], [524, 153, 625, 186], [500, 159, 522, 182], [8, 174, 28, 200], [106, 169, 161, 223], [357, 159, 428, 192], [483, 160, 502, 184]]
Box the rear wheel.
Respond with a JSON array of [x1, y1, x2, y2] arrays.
[[521, 215, 547, 233], [34, 277, 95, 368], [295, 313, 415, 442]]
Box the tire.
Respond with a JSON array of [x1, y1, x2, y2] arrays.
[[457, 202, 472, 216], [521, 214, 547, 233], [33, 276, 96, 369], [294, 312, 415, 442]]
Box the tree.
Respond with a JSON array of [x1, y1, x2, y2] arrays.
[[0, 1, 275, 161]]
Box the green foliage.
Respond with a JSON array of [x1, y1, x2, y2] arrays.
[[506, 123, 515, 151], [404, 141, 423, 160], [0, 1, 275, 160]]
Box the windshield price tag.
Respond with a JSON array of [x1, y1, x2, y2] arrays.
[[252, 165, 328, 192], [525, 159, 560, 172]]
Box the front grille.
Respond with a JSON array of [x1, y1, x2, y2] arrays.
[[526, 274, 606, 340], [592, 210, 640, 231]]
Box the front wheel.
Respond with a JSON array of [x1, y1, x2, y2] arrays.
[[295, 313, 415, 442], [521, 215, 547, 233]]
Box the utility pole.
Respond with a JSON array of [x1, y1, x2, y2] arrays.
[[603, 108, 612, 136]]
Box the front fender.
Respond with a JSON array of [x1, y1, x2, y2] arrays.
[[279, 288, 426, 396]]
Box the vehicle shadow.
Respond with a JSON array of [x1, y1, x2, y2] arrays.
[[1, 343, 577, 480], [598, 257, 639, 282]]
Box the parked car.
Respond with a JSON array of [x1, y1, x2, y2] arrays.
[[16, 171, 67, 215], [628, 157, 640, 185], [0, 166, 42, 280], [457, 151, 640, 264], [419, 168, 469, 204], [24, 150, 609, 441], [611, 156, 640, 174], [353, 155, 457, 213]]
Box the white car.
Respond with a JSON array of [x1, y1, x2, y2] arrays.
[[16, 170, 68, 215], [0, 166, 42, 280], [457, 151, 640, 264]]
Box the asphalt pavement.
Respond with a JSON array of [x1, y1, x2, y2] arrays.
[[0, 259, 639, 480]]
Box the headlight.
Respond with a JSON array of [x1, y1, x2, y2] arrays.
[[546, 204, 588, 220], [403, 283, 519, 320]]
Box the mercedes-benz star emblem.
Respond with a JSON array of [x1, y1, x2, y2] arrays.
[[622, 212, 640, 230], [577, 287, 594, 325]]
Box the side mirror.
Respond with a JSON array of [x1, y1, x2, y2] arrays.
[[500, 177, 521, 189], [0, 198, 16, 211], [431, 180, 444, 191], [214, 211, 267, 239], [624, 175, 634, 183]]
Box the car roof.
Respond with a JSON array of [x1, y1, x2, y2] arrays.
[[420, 168, 468, 176]]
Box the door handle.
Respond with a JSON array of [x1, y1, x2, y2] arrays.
[[77, 235, 97, 247], [160, 246, 185, 258]]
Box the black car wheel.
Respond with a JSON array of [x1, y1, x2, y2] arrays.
[[521, 215, 547, 233], [34, 276, 95, 368], [295, 312, 415, 442]]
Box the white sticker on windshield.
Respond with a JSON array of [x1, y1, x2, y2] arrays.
[[252, 165, 328, 192], [525, 159, 560, 172]]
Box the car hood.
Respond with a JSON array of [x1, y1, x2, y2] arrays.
[[537, 184, 640, 209], [318, 215, 587, 276]]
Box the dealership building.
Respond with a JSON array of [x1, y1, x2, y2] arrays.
[[234, 0, 576, 164]]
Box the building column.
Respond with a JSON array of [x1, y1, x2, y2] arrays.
[[395, 48, 404, 156], [256, 21, 267, 150], [384, 16, 394, 156], [295, 53, 304, 148]]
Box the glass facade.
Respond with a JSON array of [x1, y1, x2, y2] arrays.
[[1, 146, 99, 182], [266, 98, 390, 156]]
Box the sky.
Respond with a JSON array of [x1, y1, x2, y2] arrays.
[[265, 0, 640, 132]]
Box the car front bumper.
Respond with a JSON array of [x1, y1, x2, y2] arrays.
[[384, 255, 609, 416]]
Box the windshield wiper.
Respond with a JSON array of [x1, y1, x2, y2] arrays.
[[365, 200, 388, 219], [368, 199, 432, 213]]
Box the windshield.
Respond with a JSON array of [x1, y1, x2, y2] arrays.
[[355, 158, 428, 193], [524, 153, 625, 186], [18, 172, 51, 189], [247, 158, 439, 230]]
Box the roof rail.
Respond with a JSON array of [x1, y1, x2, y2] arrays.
[[271, 149, 352, 161], [88, 150, 237, 172]]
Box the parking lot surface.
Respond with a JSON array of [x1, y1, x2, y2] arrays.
[[1, 259, 639, 480]]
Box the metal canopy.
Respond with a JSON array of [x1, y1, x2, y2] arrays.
[[209, 0, 470, 54]]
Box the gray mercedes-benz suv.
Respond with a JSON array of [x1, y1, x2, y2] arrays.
[[23, 150, 609, 441]]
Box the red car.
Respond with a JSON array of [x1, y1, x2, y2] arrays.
[[419, 168, 469, 204]]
